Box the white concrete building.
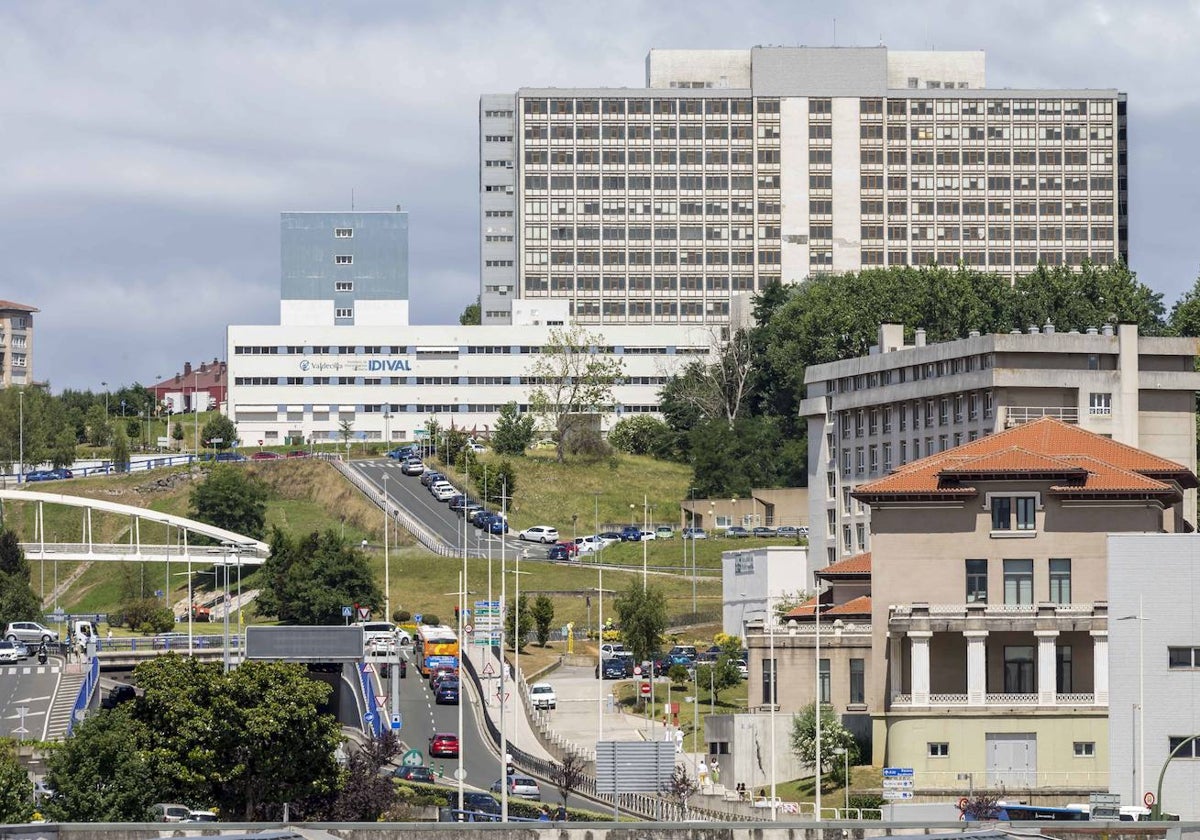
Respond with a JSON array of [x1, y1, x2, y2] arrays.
[[481, 46, 1127, 326], [721, 546, 808, 639], [1107, 534, 1200, 820], [225, 321, 714, 445], [800, 323, 1200, 581]]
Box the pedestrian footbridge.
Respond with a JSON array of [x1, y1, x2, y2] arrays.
[[0, 489, 270, 564]]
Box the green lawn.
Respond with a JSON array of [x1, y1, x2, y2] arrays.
[[614, 676, 750, 752]]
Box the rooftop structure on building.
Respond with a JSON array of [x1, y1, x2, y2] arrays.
[[0, 299, 37, 387], [801, 322, 1200, 582], [481, 46, 1126, 327]]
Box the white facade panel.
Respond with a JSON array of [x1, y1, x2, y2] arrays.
[[281, 299, 335, 326], [721, 546, 809, 638], [778, 97, 810, 281], [353, 300, 410, 327], [830, 97, 862, 273]]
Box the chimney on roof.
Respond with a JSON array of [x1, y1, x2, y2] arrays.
[[183, 362, 192, 376], [1086, 327, 1099, 335], [968, 330, 981, 339], [1101, 324, 1114, 336], [1044, 322, 1055, 334], [1028, 325, 1040, 334], [914, 328, 926, 348]]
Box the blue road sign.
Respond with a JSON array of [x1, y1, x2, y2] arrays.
[[883, 767, 914, 777], [413, 613, 423, 623], [341, 606, 353, 618], [391, 713, 402, 731], [364, 711, 377, 725]]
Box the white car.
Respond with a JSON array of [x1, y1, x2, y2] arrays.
[[518, 526, 560, 543], [0, 641, 21, 663], [575, 535, 606, 553], [529, 682, 557, 710], [431, 482, 457, 502]]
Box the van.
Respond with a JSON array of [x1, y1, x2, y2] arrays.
[[354, 621, 412, 652], [150, 803, 192, 823]]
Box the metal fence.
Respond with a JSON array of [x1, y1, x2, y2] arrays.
[[67, 657, 99, 737]]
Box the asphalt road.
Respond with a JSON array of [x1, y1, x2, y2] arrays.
[[0, 656, 65, 740]]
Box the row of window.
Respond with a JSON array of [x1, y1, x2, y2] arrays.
[[238, 403, 660, 416], [520, 97, 1114, 119], [233, 344, 698, 356], [839, 392, 996, 437], [523, 174, 778, 191], [570, 300, 729, 316], [527, 277, 757, 291], [532, 226, 768, 241], [523, 250, 770, 266], [925, 741, 1096, 758], [966, 557, 1073, 604], [525, 198, 763, 216], [862, 226, 1115, 241], [855, 250, 1116, 269]]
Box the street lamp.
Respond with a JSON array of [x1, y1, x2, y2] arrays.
[[383, 472, 391, 620], [101, 382, 108, 417], [17, 390, 24, 484], [833, 746, 849, 813], [814, 581, 826, 819], [384, 410, 392, 446], [1117, 595, 1146, 807]]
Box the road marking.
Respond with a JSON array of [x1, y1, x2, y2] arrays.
[[1, 666, 60, 676]]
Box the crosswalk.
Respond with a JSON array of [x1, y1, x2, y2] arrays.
[[0, 665, 61, 676]]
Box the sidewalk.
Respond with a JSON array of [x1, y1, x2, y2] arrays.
[[461, 641, 554, 762]]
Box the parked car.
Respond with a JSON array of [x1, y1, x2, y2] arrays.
[[517, 525, 559, 543], [600, 642, 628, 657], [619, 525, 643, 542], [150, 803, 192, 823], [449, 495, 476, 511], [775, 525, 799, 538], [735, 659, 749, 678], [387, 446, 415, 460], [725, 526, 751, 538], [798, 525, 810, 537], [286, 449, 309, 458], [681, 527, 708, 540], [597, 658, 627, 680], [546, 543, 571, 561], [213, 452, 246, 462], [491, 774, 542, 800], [668, 645, 698, 661], [435, 679, 460, 705], [4, 621, 59, 645], [101, 684, 137, 710], [598, 531, 624, 544], [183, 811, 218, 823], [250, 451, 281, 460], [25, 468, 74, 481], [529, 682, 557, 710], [401, 458, 425, 476], [428, 732, 460, 758], [0, 641, 20, 664], [431, 483, 457, 502], [554, 540, 580, 556], [9, 640, 29, 659], [487, 516, 508, 535], [752, 526, 777, 538], [420, 471, 445, 487], [655, 526, 675, 539], [460, 501, 484, 518], [394, 765, 437, 783]]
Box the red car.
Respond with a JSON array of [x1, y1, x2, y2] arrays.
[[250, 451, 282, 460], [554, 540, 580, 556], [286, 450, 309, 458], [428, 732, 459, 758]]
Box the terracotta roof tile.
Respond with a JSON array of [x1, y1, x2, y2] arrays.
[[784, 595, 871, 620], [0, 300, 38, 312], [856, 418, 1196, 501], [817, 552, 871, 576]]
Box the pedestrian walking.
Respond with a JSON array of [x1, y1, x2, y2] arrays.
[[710, 757, 720, 784], [697, 757, 708, 786], [674, 728, 684, 754]]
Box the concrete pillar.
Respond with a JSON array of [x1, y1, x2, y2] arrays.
[[1116, 323, 1139, 447], [965, 630, 988, 705], [1092, 631, 1109, 706], [1036, 630, 1059, 705], [909, 631, 931, 706]]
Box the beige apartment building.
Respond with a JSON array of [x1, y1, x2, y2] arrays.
[[801, 322, 1200, 582], [744, 418, 1196, 793], [0, 300, 36, 387]]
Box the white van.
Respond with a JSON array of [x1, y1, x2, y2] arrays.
[[354, 621, 412, 654]]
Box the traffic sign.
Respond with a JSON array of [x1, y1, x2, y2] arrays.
[[364, 711, 377, 725], [401, 748, 423, 767], [633, 666, 643, 676], [414, 613, 423, 623], [342, 606, 353, 618], [482, 661, 495, 677], [640, 682, 651, 695], [391, 713, 402, 731], [357, 606, 371, 621], [453, 767, 467, 781], [882, 790, 914, 800], [883, 767, 914, 777], [882, 779, 914, 789], [465, 624, 474, 634]]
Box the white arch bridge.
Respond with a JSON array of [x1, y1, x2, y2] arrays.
[[0, 489, 270, 566]]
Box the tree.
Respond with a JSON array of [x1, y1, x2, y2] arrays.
[[0, 529, 41, 628], [111, 429, 130, 472], [125, 418, 141, 441], [85, 403, 110, 447], [1168, 275, 1200, 336], [663, 328, 757, 429], [530, 594, 555, 647], [789, 702, 859, 789], [0, 738, 34, 824], [43, 704, 156, 821], [695, 655, 742, 702], [549, 751, 587, 811], [613, 582, 667, 663], [201, 414, 239, 451], [660, 763, 698, 818], [189, 465, 269, 539], [504, 593, 533, 650], [459, 296, 481, 326], [491, 402, 535, 456], [255, 529, 384, 625], [607, 415, 671, 456], [50, 425, 78, 468], [172, 421, 185, 448], [527, 325, 624, 462]]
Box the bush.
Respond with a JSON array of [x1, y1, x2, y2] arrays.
[[668, 664, 690, 685], [848, 793, 885, 818], [564, 428, 610, 461], [393, 609, 412, 623], [421, 614, 440, 626], [118, 598, 174, 633], [608, 415, 670, 455]]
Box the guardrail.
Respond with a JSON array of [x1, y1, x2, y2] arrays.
[[67, 657, 100, 736], [357, 662, 383, 737], [329, 459, 456, 557]]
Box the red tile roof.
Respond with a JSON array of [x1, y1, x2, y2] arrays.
[[784, 595, 872, 620], [817, 552, 872, 577], [0, 300, 38, 312], [854, 418, 1195, 502]]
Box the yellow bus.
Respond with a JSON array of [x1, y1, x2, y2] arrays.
[[415, 624, 459, 676]]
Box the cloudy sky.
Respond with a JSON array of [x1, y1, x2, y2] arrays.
[[4, 0, 1200, 391]]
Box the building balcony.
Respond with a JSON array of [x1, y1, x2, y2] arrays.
[[889, 691, 1098, 709], [890, 601, 1104, 633], [1002, 405, 1080, 427]]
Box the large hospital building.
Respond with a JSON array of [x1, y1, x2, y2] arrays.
[[480, 46, 1126, 326]]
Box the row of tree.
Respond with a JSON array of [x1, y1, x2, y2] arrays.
[[652, 262, 1200, 495]]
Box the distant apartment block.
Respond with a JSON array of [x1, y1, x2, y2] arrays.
[[481, 46, 1126, 327], [0, 299, 37, 387], [800, 323, 1200, 579]]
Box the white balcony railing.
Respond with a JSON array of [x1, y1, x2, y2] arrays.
[[1004, 406, 1081, 427], [890, 692, 1100, 708], [892, 603, 1097, 618]]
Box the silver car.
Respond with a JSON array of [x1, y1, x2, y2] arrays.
[[4, 621, 59, 645], [0, 641, 20, 664], [491, 774, 542, 800]]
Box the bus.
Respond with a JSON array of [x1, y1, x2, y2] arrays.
[[963, 802, 1089, 821], [415, 624, 459, 677]]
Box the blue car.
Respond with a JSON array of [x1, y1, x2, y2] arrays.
[[387, 446, 415, 460], [214, 452, 247, 462], [546, 543, 571, 561], [25, 468, 73, 482], [487, 517, 508, 535], [434, 679, 460, 705]]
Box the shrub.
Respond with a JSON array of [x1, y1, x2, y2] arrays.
[[668, 664, 690, 685], [608, 415, 670, 455], [564, 428, 610, 461], [421, 614, 441, 626], [393, 609, 412, 623]]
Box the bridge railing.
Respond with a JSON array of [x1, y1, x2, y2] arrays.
[[67, 657, 99, 736]]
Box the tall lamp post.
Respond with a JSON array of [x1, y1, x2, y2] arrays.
[[383, 472, 391, 620], [814, 581, 826, 819], [17, 390, 24, 484], [833, 746, 849, 814], [1117, 595, 1146, 806], [193, 370, 200, 455]]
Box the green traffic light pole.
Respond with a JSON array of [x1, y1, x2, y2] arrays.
[[1150, 732, 1198, 820]]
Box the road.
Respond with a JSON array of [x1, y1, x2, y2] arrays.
[[0, 656, 66, 740]]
